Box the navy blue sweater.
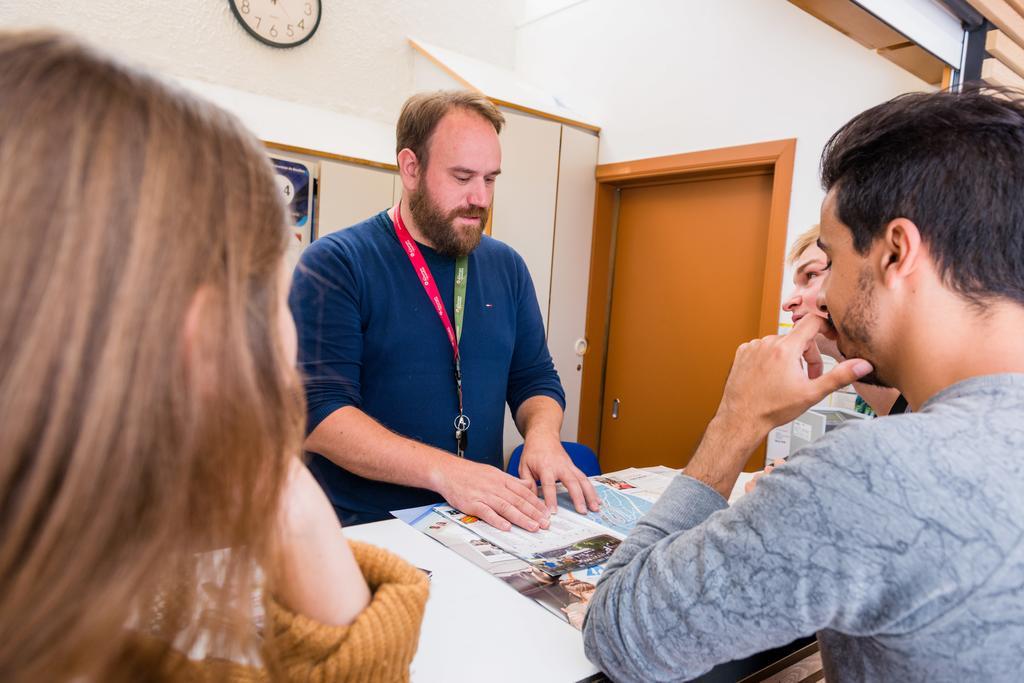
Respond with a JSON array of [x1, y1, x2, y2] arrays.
[[289, 211, 565, 524]]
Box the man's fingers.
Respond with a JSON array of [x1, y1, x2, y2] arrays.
[[811, 358, 874, 396], [464, 502, 513, 532], [521, 473, 538, 497], [506, 475, 549, 517], [563, 476, 589, 515], [579, 474, 601, 512], [539, 473, 559, 514], [787, 313, 829, 347], [803, 338, 824, 380], [490, 494, 544, 532]]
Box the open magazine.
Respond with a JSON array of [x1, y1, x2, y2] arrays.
[[397, 466, 681, 629]]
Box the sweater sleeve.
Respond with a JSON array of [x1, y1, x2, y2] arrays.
[[289, 239, 365, 435], [505, 251, 565, 417], [582, 426, 922, 682], [264, 541, 429, 682]]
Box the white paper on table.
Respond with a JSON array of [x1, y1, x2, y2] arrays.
[[433, 505, 620, 576]]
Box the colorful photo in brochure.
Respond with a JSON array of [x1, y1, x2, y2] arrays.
[[406, 508, 602, 629]]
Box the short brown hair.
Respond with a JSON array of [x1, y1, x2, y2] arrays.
[[0, 31, 301, 681], [787, 224, 821, 266], [396, 90, 505, 167]]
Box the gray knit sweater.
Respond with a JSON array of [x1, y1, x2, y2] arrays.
[[583, 374, 1024, 682]]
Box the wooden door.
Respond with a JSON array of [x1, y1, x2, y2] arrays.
[[598, 172, 773, 472]]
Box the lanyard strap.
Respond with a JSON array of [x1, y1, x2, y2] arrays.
[[394, 203, 470, 455], [393, 202, 468, 355]]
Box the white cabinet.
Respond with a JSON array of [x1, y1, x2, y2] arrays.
[[317, 160, 396, 237], [490, 111, 562, 328], [548, 125, 599, 444], [491, 110, 599, 459]]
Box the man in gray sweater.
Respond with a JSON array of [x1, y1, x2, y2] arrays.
[[583, 89, 1024, 682]]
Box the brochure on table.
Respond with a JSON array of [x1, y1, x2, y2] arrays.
[[395, 466, 680, 629]]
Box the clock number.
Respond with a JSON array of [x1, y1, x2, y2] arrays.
[[240, 0, 250, 14], [305, 3, 313, 16], [254, 15, 262, 28], [298, 19, 305, 30], [287, 24, 294, 37], [269, 25, 278, 38]]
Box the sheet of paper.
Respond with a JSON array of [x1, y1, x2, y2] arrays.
[[433, 505, 620, 576]]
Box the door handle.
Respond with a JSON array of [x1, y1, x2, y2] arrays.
[[611, 398, 620, 419]]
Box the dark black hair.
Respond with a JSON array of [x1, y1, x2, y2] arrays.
[[820, 86, 1024, 305]]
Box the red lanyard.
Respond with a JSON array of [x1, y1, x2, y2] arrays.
[[393, 203, 470, 456]]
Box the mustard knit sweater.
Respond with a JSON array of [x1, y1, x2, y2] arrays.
[[146, 541, 430, 682]]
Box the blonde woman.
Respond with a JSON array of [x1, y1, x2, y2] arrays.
[[0, 31, 427, 682]]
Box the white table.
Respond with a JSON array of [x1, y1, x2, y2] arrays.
[[344, 518, 601, 683]]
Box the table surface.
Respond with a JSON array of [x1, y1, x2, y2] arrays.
[[344, 518, 601, 683]]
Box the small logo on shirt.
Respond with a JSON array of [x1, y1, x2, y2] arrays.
[[484, 303, 494, 308]]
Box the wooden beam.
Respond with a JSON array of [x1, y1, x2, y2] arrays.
[[877, 42, 946, 85], [262, 141, 398, 172], [987, 30, 1024, 79], [789, 0, 907, 50], [966, 0, 1024, 48], [1006, 0, 1024, 16], [983, 55, 1024, 87]]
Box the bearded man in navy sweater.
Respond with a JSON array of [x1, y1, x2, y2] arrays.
[[290, 90, 599, 528]]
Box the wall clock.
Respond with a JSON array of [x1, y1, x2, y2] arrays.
[[228, 0, 322, 48]]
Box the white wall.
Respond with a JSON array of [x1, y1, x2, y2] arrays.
[[0, 0, 523, 126], [515, 0, 931, 326]]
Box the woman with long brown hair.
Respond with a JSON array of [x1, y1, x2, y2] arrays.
[[0, 31, 427, 682]]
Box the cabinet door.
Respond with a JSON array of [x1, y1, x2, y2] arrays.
[[490, 110, 562, 462], [317, 160, 395, 237], [547, 126, 599, 443], [489, 111, 561, 329]]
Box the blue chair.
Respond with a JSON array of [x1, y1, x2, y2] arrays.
[[506, 441, 602, 478]]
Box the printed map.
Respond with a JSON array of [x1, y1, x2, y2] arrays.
[[559, 483, 654, 537]]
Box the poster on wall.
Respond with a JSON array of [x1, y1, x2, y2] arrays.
[[270, 156, 315, 272]]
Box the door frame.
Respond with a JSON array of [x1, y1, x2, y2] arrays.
[[577, 139, 797, 451]]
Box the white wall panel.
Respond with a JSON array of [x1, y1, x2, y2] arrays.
[[490, 110, 562, 461], [317, 160, 395, 237], [547, 126, 599, 443]]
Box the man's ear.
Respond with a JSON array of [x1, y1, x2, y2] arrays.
[[397, 148, 420, 194], [879, 218, 922, 289]]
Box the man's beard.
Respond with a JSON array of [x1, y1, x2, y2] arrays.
[[828, 268, 892, 388], [408, 179, 488, 258]]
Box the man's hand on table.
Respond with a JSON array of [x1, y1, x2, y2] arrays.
[[436, 456, 551, 532], [517, 432, 601, 516]]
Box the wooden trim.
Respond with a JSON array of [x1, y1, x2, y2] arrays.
[[983, 56, 1024, 87], [595, 140, 794, 183], [966, 0, 1024, 48], [408, 39, 602, 134], [758, 139, 797, 338], [263, 141, 398, 172], [941, 65, 954, 90], [408, 38, 478, 90], [736, 641, 821, 683], [987, 30, 1024, 80], [577, 184, 618, 449], [489, 97, 601, 134], [577, 139, 797, 456]]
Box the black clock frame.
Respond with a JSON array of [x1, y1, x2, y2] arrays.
[[228, 0, 322, 49]]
